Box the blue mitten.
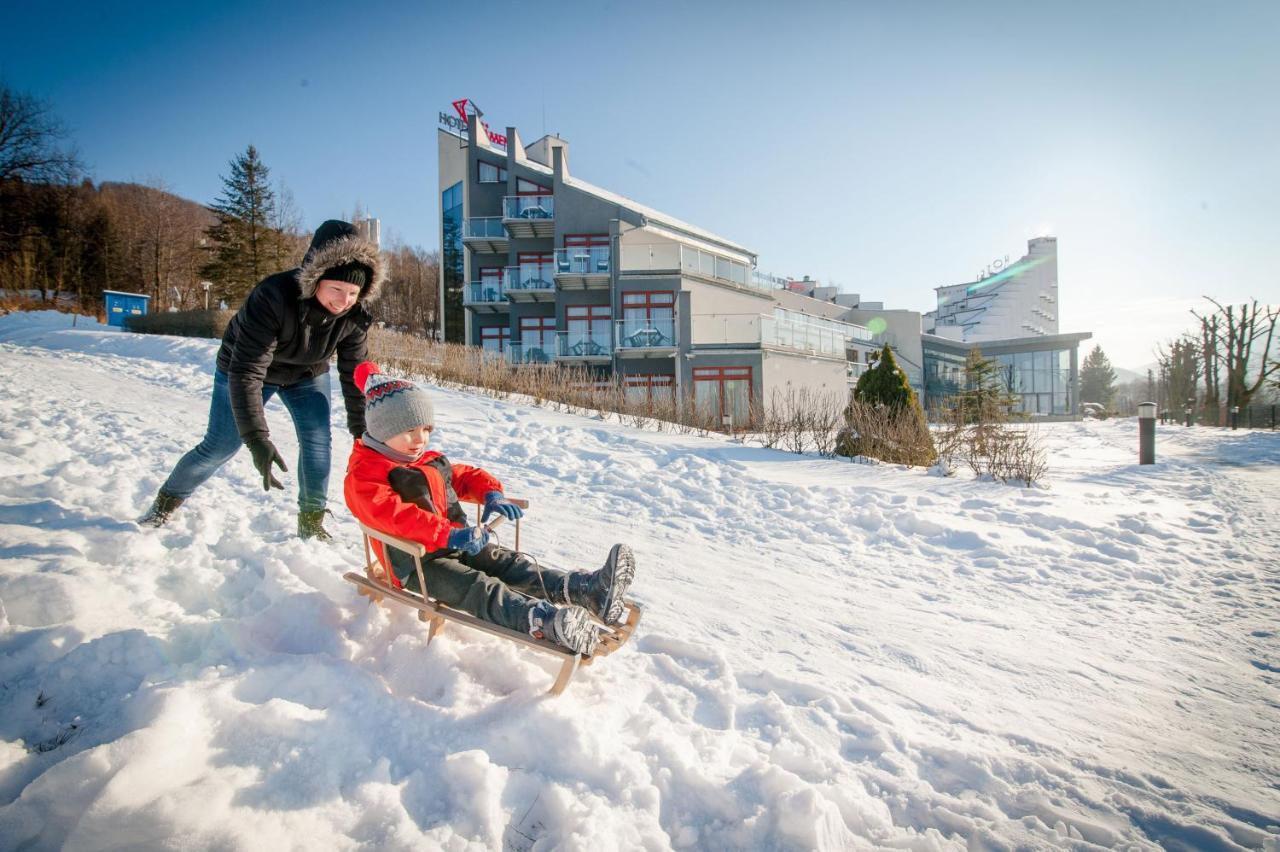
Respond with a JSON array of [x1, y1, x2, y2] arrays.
[[482, 490, 524, 522], [447, 525, 490, 556]]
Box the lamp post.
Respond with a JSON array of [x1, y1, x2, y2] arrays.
[[1230, 405, 1239, 430], [202, 281, 212, 310], [1139, 402, 1156, 464], [1185, 398, 1194, 428]]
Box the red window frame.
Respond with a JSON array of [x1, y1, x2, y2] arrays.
[[565, 305, 611, 321], [624, 374, 674, 401], [480, 325, 509, 351], [517, 251, 553, 264], [564, 233, 609, 248], [693, 366, 753, 420]]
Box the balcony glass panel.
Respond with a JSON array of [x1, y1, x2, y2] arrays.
[[556, 328, 612, 358], [463, 217, 505, 239], [467, 282, 506, 303], [616, 316, 676, 349], [504, 265, 556, 291], [554, 247, 611, 275], [503, 195, 555, 220]]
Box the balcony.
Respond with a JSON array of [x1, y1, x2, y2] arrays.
[[555, 330, 613, 362], [504, 339, 555, 366], [615, 317, 677, 358], [502, 195, 555, 238], [503, 265, 556, 302], [689, 310, 870, 359], [553, 247, 611, 289], [462, 217, 508, 254], [464, 281, 509, 313], [620, 243, 768, 292]]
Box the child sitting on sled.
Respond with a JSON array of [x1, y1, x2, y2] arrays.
[[343, 362, 635, 656]]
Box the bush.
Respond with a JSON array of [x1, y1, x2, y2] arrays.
[[837, 401, 937, 466], [124, 309, 235, 339]]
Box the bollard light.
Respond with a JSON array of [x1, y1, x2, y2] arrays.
[[1231, 405, 1239, 431], [1138, 402, 1156, 464]]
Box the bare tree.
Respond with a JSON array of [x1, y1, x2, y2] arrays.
[[1204, 298, 1279, 411], [0, 83, 81, 184]]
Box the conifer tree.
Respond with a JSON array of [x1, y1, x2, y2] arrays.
[[854, 344, 916, 409], [1079, 345, 1117, 407], [201, 145, 279, 305], [956, 348, 1017, 423]]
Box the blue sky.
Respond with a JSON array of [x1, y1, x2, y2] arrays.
[[7, 0, 1277, 367]]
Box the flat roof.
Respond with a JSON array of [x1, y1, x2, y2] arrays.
[[921, 330, 1093, 353]]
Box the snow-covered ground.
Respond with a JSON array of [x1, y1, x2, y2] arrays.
[[0, 310, 1276, 851]]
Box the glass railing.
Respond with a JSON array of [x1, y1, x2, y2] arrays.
[[503, 195, 555, 220], [505, 339, 555, 365], [554, 247, 611, 275], [762, 309, 872, 356], [465, 282, 506, 304], [616, 316, 677, 349], [503, 266, 556, 292], [555, 329, 613, 358], [689, 312, 765, 347], [619, 243, 771, 293], [463, 217, 506, 239]]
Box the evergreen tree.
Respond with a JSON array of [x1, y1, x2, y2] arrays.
[[201, 145, 279, 305], [1079, 345, 1118, 406], [956, 348, 1017, 423], [854, 344, 916, 409]]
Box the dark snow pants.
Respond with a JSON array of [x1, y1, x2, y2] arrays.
[[387, 543, 574, 633]]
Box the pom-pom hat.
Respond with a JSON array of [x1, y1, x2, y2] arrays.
[[354, 361, 435, 441]]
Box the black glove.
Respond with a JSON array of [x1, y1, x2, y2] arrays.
[[245, 435, 287, 491]]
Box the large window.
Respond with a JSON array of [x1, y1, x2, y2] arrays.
[[693, 366, 752, 426], [516, 177, 550, 195], [519, 316, 555, 363], [477, 161, 507, 183], [441, 181, 464, 343], [480, 325, 509, 354], [566, 305, 611, 355], [620, 291, 675, 347], [993, 349, 1071, 414], [624, 374, 674, 406], [516, 252, 554, 289]]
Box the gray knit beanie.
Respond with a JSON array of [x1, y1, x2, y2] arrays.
[[354, 361, 435, 441]]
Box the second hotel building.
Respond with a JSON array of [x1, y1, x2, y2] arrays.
[[438, 111, 873, 426]]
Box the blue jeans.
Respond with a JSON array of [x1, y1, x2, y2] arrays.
[[163, 369, 332, 511]]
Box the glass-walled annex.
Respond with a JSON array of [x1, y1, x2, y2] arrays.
[[441, 182, 465, 343], [923, 334, 1089, 418]]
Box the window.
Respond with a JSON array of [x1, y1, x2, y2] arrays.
[[516, 177, 550, 195], [519, 316, 555, 362], [479, 267, 502, 299], [566, 304, 611, 354], [477, 161, 507, 183], [624, 374, 674, 406], [620, 291, 675, 346], [693, 366, 752, 426], [440, 181, 464, 343], [480, 325, 509, 353], [516, 252, 554, 289]]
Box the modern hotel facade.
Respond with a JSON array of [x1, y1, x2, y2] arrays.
[[438, 111, 875, 425]]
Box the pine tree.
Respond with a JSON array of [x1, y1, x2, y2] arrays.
[[1079, 345, 1117, 407], [853, 344, 917, 409], [955, 348, 1017, 424], [201, 145, 279, 306]]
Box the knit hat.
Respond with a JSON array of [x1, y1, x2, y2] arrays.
[[354, 361, 435, 441], [320, 260, 371, 288]]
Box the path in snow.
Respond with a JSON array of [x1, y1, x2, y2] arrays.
[[0, 312, 1277, 850]]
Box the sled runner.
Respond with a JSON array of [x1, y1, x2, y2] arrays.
[[343, 498, 642, 696]]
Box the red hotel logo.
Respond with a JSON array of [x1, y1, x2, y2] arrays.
[[438, 99, 508, 147]]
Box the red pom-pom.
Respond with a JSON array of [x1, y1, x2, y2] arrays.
[[353, 361, 380, 393]]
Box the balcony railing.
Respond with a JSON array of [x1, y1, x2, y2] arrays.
[[463, 217, 506, 239], [503, 195, 555, 220], [616, 316, 677, 349], [504, 339, 555, 365], [619, 243, 771, 293], [465, 282, 506, 304], [554, 247, 611, 276], [689, 310, 871, 356], [555, 329, 613, 359], [503, 265, 556, 292], [689, 312, 765, 347]]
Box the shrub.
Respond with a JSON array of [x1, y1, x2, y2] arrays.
[[124, 309, 235, 339]]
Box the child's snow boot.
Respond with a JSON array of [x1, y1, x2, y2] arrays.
[[567, 543, 635, 625], [528, 601, 599, 656], [139, 490, 184, 528]]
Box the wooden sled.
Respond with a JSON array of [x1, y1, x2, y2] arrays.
[[343, 498, 642, 696]]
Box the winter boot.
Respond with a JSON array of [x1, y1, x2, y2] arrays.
[[139, 490, 184, 528], [567, 543, 635, 625], [528, 601, 599, 656], [298, 509, 334, 542]]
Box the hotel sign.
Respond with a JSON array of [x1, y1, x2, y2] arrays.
[[438, 99, 508, 147]]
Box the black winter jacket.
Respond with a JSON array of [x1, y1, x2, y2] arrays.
[[215, 220, 386, 440]]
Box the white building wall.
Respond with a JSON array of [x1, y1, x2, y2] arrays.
[[761, 351, 849, 400], [930, 237, 1059, 341]]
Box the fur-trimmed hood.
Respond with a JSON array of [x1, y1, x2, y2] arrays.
[[296, 219, 386, 304]]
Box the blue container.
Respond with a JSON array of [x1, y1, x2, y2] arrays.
[[104, 290, 151, 328]]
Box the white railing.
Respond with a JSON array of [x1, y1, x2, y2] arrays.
[[763, 309, 872, 356], [615, 317, 676, 349], [554, 247, 611, 275], [503, 266, 556, 292], [503, 195, 555, 220], [463, 217, 505, 239], [620, 243, 771, 293]]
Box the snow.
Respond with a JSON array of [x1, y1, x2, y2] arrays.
[[0, 309, 1277, 850]]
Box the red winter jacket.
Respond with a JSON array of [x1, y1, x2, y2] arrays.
[[344, 439, 503, 587]]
